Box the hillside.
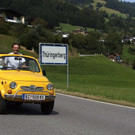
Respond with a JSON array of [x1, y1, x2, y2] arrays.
[[1, 34, 135, 105], [0, 34, 38, 57], [1, 0, 135, 59], [0, 0, 134, 30], [64, 0, 93, 5], [92, 0, 127, 18], [105, 0, 135, 17], [65, 0, 135, 18], [45, 54, 135, 105], [0, 0, 105, 28]]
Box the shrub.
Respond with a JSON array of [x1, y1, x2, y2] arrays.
[[132, 58, 135, 70]]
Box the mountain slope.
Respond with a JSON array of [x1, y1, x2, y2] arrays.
[[65, 0, 135, 17], [1, 0, 135, 35], [64, 0, 93, 5], [0, 0, 105, 28], [105, 0, 135, 17]]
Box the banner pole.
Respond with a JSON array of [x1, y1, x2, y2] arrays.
[[67, 45, 69, 88], [39, 43, 69, 88]]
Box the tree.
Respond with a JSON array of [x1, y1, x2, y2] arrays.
[[20, 29, 40, 52], [31, 18, 48, 28], [105, 32, 123, 55], [0, 18, 9, 35], [85, 32, 102, 54]]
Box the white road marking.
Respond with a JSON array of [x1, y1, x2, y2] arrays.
[[56, 92, 135, 110]]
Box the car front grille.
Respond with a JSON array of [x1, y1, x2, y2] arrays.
[[21, 86, 44, 91]]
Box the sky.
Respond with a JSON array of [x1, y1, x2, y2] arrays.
[[124, 0, 135, 2]]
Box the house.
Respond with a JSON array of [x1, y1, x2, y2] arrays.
[[108, 54, 122, 63], [72, 28, 88, 35], [0, 8, 25, 24], [62, 33, 69, 38]]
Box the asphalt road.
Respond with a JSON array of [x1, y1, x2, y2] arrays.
[[0, 93, 135, 135]]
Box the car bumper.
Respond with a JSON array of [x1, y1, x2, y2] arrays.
[[4, 94, 55, 101]]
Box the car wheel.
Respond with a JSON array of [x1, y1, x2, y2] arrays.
[[0, 94, 7, 113], [41, 100, 54, 115]]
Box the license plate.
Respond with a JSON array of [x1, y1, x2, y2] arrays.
[[22, 94, 45, 101]]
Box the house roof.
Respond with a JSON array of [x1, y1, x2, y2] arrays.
[[0, 8, 23, 16]]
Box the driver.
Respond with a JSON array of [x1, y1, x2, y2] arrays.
[[4, 56, 26, 69], [9, 43, 22, 55], [4, 43, 26, 69]]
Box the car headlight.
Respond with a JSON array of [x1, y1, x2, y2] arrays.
[[47, 83, 53, 90], [10, 82, 17, 89]]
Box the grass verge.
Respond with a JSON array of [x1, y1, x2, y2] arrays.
[[56, 89, 135, 107]]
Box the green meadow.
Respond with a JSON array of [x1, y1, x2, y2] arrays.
[[58, 23, 95, 33], [44, 55, 135, 105], [121, 45, 135, 65]]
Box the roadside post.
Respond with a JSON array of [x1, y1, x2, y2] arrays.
[[39, 43, 69, 88]]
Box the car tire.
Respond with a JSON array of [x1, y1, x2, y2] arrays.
[[0, 94, 7, 113], [41, 100, 54, 115]]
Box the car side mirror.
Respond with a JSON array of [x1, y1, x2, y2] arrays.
[[42, 70, 46, 76]]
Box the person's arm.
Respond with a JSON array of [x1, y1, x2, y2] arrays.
[[3, 57, 8, 67]]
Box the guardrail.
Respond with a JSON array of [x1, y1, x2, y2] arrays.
[[79, 54, 102, 56]]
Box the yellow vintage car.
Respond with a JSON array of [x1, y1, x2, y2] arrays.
[[0, 54, 55, 114]]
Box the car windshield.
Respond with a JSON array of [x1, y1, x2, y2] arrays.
[[0, 56, 40, 72]]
